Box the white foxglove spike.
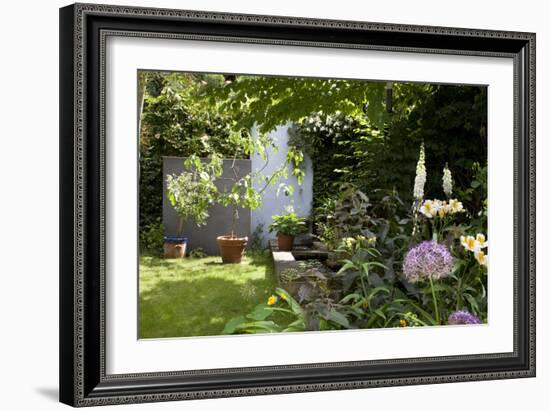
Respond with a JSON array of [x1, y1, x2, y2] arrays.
[[413, 143, 426, 200], [442, 164, 453, 197]]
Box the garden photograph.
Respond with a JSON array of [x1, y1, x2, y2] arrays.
[[137, 70, 488, 339]]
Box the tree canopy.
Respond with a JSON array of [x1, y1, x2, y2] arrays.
[[200, 75, 390, 133]]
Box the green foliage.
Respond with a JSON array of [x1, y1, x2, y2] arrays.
[[222, 288, 307, 334], [226, 258, 367, 333], [455, 161, 488, 231], [248, 223, 266, 252], [139, 72, 238, 249], [166, 168, 217, 234], [331, 185, 373, 238], [288, 112, 362, 210], [448, 251, 487, 320], [289, 83, 487, 210], [268, 210, 307, 236], [337, 240, 387, 297], [224, 179, 486, 332], [312, 197, 338, 249], [139, 219, 164, 256], [203, 76, 389, 133], [186, 133, 304, 236], [188, 248, 208, 258]]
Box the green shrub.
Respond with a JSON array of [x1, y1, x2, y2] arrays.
[[268, 210, 307, 236], [188, 248, 208, 258], [139, 219, 164, 256]]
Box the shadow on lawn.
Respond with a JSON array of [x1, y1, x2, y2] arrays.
[[139, 255, 276, 339]]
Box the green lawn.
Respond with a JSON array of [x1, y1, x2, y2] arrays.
[[139, 252, 277, 338]]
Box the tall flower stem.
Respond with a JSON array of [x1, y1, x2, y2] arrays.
[[359, 269, 369, 299], [428, 276, 440, 325]]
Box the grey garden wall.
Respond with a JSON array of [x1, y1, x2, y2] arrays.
[[163, 157, 252, 255], [163, 125, 314, 255], [250, 125, 313, 247]]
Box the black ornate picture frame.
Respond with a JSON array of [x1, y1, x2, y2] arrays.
[[59, 3, 535, 407]]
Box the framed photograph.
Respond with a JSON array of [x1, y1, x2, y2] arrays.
[[59, 3, 536, 407]]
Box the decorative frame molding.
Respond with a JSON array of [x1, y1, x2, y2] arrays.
[[60, 3, 535, 407]]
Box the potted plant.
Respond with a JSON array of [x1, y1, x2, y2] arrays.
[[269, 208, 307, 251], [165, 168, 215, 258], [186, 131, 305, 263]]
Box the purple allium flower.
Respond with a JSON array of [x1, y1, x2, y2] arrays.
[[402, 240, 453, 283], [448, 310, 482, 325]]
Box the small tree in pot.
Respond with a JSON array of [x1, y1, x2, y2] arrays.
[[187, 131, 304, 263], [165, 166, 217, 258], [269, 207, 307, 251]]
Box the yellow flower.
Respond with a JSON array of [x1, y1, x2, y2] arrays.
[[475, 233, 488, 249], [399, 319, 407, 327], [474, 249, 488, 266], [437, 201, 449, 218], [343, 237, 355, 249], [461, 235, 477, 252], [448, 198, 464, 214], [267, 295, 277, 306]]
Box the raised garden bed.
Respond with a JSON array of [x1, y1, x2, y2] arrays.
[[269, 238, 331, 283]]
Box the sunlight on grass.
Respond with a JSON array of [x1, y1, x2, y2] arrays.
[[139, 253, 276, 338]]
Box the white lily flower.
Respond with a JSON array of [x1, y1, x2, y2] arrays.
[[476, 233, 488, 248], [474, 249, 488, 266], [420, 200, 435, 218], [448, 198, 464, 214], [461, 235, 477, 252]]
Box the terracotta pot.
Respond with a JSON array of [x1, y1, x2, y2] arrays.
[[164, 237, 188, 258], [217, 235, 248, 264], [277, 234, 295, 251]]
